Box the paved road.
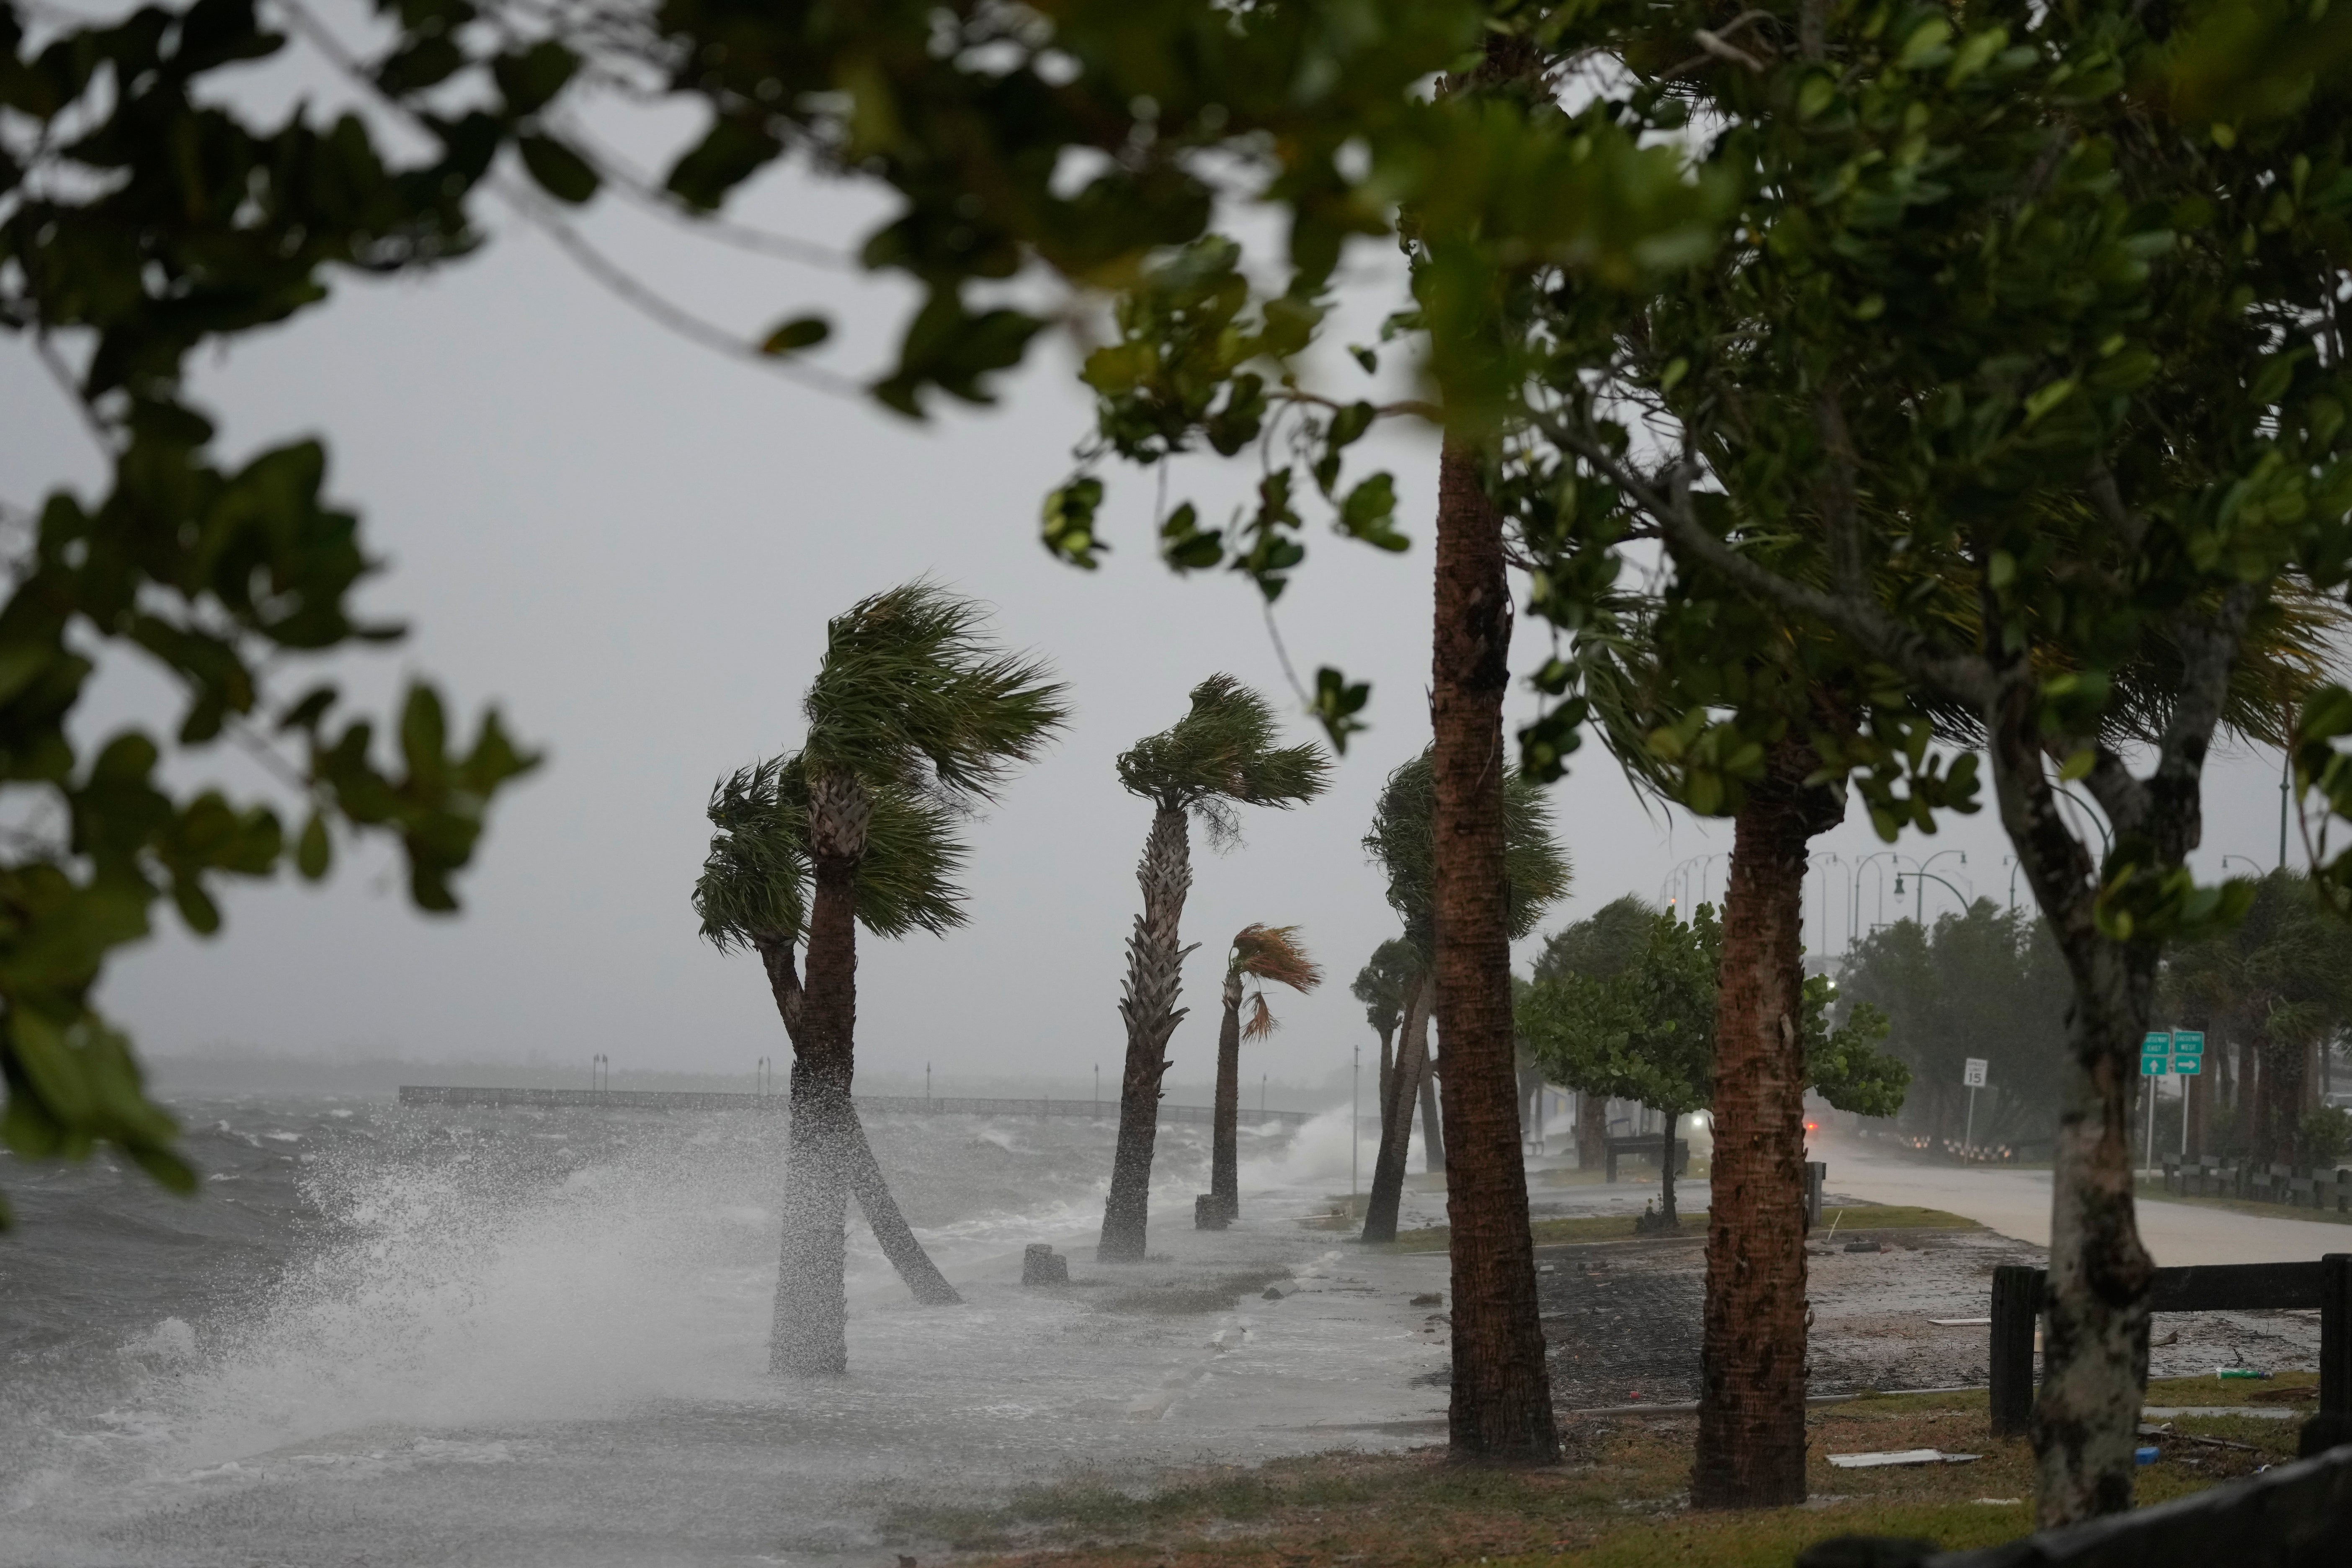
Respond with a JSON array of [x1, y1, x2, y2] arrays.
[[1820, 1135, 2352, 1266]]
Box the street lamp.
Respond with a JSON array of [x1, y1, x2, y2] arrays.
[[1809, 852, 1843, 957], [1851, 851, 1902, 942]]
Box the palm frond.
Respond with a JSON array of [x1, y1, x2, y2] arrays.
[[854, 784, 974, 939], [1242, 992, 1279, 1041], [1364, 747, 1573, 945], [1117, 674, 1332, 819], [694, 750, 970, 950], [804, 579, 1073, 807], [1350, 936, 1422, 1032], [694, 756, 808, 953], [1230, 923, 1323, 992]]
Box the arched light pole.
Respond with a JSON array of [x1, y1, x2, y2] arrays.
[[1893, 867, 1969, 924], [1808, 851, 1843, 957], [1851, 850, 1901, 942]]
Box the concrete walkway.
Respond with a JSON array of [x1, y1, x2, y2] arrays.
[[1821, 1135, 2352, 1266]]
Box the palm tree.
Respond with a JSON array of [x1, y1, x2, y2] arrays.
[[695, 755, 966, 1308], [751, 582, 1068, 1374], [1358, 747, 1569, 1245], [1097, 675, 1329, 1262], [1351, 938, 1420, 1122], [1205, 923, 1322, 1223]]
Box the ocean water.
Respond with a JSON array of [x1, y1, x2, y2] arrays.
[[0, 1096, 1446, 1566]]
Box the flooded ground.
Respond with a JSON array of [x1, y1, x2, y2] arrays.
[[6, 1101, 2323, 1565], [0, 1098, 1452, 1567]]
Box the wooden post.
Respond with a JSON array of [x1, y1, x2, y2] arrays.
[[1804, 1161, 1826, 1231], [1989, 1264, 2045, 1437], [2324, 1253, 2351, 1419]]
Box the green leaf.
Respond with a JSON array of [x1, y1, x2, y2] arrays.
[[1311, 666, 1372, 753], [1041, 477, 1107, 568], [518, 134, 600, 204], [1338, 473, 1406, 549], [2022, 378, 2078, 426], [761, 316, 832, 356], [297, 812, 332, 880]]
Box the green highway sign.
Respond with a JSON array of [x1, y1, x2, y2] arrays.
[[2138, 1028, 2204, 1076]]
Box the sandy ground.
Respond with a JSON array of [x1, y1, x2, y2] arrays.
[[1816, 1132, 2352, 1265]]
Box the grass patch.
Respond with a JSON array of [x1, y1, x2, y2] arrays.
[[1377, 1205, 1981, 1254], [1096, 1267, 1292, 1315], [2132, 1178, 2352, 1227], [890, 1387, 2290, 1566], [2146, 1368, 2319, 1407]]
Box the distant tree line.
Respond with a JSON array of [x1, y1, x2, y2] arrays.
[[1834, 882, 2352, 1169]]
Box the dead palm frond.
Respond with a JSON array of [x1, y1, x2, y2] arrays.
[[1230, 923, 1323, 991], [1229, 923, 1321, 1042]]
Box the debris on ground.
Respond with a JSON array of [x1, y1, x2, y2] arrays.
[[1826, 1449, 1982, 1468]]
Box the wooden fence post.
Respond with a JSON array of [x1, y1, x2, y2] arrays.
[[2324, 1253, 2350, 1419], [1989, 1264, 2044, 1438]]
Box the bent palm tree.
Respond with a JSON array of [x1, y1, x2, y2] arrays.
[[1359, 747, 1569, 1244], [1352, 937, 1419, 1119], [749, 582, 1068, 1373], [1205, 923, 1321, 1223], [696, 756, 965, 1307], [1098, 676, 1329, 1262]]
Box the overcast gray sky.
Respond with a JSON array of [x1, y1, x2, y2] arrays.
[[0, 55, 2314, 1099]]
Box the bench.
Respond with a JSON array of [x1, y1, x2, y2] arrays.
[[1989, 1253, 2352, 1436], [1602, 1133, 1689, 1183]]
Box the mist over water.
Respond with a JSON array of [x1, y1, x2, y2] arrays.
[[2, 1096, 1436, 1566]]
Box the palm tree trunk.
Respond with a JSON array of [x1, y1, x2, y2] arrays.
[[1429, 438, 1556, 1464], [1210, 967, 1244, 1222], [1378, 1026, 1395, 1122], [1100, 804, 1194, 1262], [1693, 753, 1841, 1506], [759, 941, 961, 1307], [1361, 971, 1430, 1243], [773, 839, 859, 1375], [1418, 1056, 1447, 1173]]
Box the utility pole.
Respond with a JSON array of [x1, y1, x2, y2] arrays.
[[925, 1062, 931, 1107], [1351, 1042, 1360, 1199]]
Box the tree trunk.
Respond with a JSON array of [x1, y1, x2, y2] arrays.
[[1378, 1025, 1396, 1122], [1210, 966, 1244, 1222], [772, 813, 861, 1375], [1361, 971, 1430, 1243], [1419, 1055, 1447, 1173], [1694, 757, 1837, 1506], [1658, 1113, 1679, 1227], [761, 941, 959, 1306], [1429, 439, 1557, 1464], [1576, 1091, 1608, 1170], [1099, 804, 1194, 1262], [774, 1057, 852, 1375], [2031, 944, 2155, 1525]]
